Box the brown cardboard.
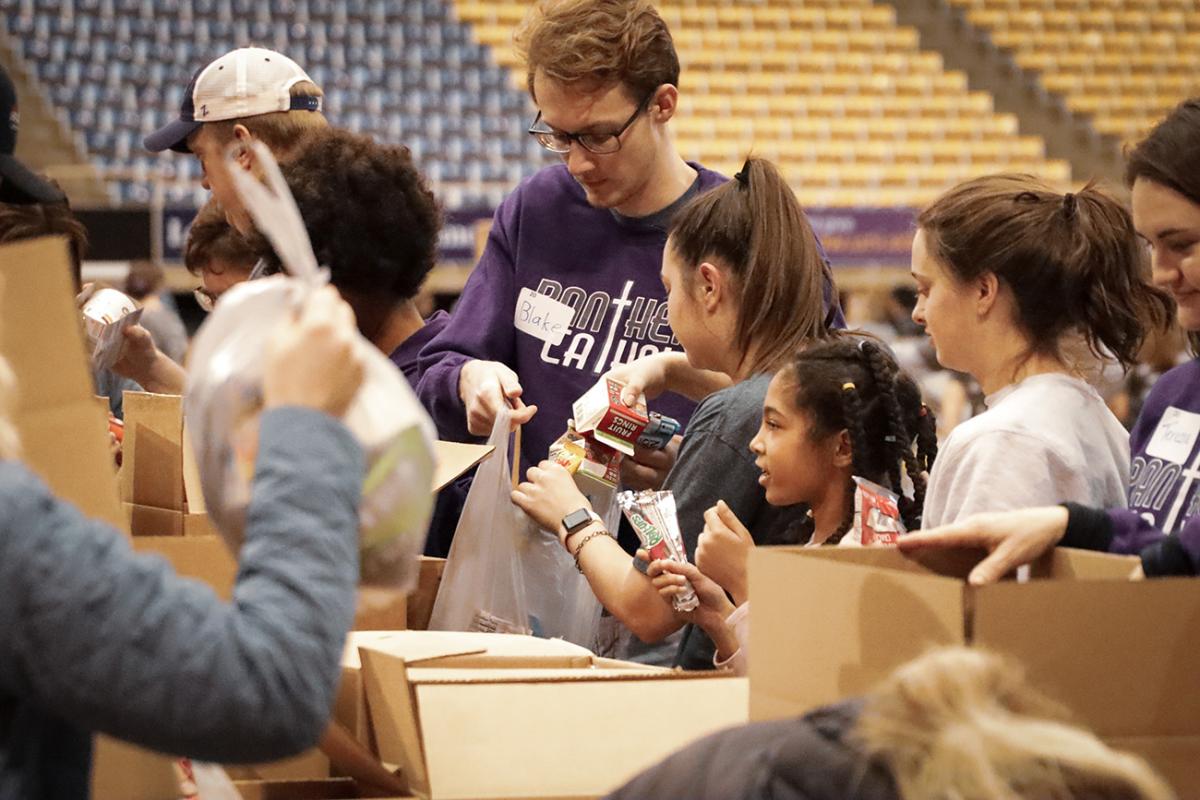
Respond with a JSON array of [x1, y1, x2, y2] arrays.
[[120, 392, 185, 510], [406, 557, 446, 631], [1107, 735, 1200, 797], [748, 546, 1200, 744], [90, 737, 181, 800], [356, 634, 748, 799], [126, 502, 184, 536], [432, 440, 493, 491], [0, 237, 125, 529], [333, 631, 596, 751]]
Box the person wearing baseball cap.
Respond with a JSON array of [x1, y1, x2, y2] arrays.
[[0, 63, 67, 205], [145, 47, 327, 235], [105, 48, 329, 397]]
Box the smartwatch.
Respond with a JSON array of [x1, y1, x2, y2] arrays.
[[562, 507, 600, 537]]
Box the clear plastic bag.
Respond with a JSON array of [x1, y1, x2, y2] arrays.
[[430, 410, 606, 647], [429, 407, 530, 634], [516, 487, 610, 647], [184, 141, 436, 592]]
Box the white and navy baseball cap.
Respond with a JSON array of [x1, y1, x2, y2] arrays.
[[145, 47, 322, 153]]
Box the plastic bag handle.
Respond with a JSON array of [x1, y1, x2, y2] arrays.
[[511, 423, 522, 491], [225, 140, 323, 286]]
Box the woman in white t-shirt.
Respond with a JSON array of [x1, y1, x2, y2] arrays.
[[912, 175, 1174, 526]]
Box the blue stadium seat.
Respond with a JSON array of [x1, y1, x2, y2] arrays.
[[10, 0, 538, 214]]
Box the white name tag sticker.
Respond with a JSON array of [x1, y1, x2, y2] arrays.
[[1146, 406, 1200, 465], [515, 287, 573, 346]]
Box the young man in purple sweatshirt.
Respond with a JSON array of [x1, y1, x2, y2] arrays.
[[417, 0, 842, 473]]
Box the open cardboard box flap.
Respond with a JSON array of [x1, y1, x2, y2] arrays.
[[432, 441, 492, 492], [358, 640, 747, 800], [335, 631, 595, 751], [749, 545, 1200, 743], [0, 237, 125, 530]]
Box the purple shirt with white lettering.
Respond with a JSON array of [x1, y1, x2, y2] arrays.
[[1126, 358, 1200, 535], [417, 162, 843, 470]]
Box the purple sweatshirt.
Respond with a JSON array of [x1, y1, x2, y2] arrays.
[[418, 162, 847, 471], [1061, 359, 1200, 575], [390, 310, 450, 391], [418, 164, 722, 469], [1126, 358, 1200, 535]]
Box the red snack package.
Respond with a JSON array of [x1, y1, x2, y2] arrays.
[[845, 476, 907, 546]]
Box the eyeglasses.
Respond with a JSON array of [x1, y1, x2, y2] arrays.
[[193, 287, 217, 313], [528, 89, 657, 155]]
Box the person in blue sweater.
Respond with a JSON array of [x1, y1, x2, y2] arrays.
[[0, 286, 368, 799], [900, 97, 1200, 582]]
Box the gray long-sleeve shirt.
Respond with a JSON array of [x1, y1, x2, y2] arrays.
[[0, 406, 365, 799]]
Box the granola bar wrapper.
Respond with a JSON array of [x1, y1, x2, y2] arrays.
[[618, 489, 699, 612]]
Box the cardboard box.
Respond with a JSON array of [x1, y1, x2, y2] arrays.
[[334, 631, 596, 751], [748, 546, 1200, 792], [406, 556, 446, 631], [571, 377, 648, 456], [0, 237, 125, 529], [353, 632, 748, 799], [132, 534, 239, 600]]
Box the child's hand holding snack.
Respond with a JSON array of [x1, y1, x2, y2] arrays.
[[643, 553, 740, 662], [696, 500, 755, 606]]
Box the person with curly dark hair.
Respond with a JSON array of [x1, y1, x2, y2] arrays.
[[255, 127, 445, 389]]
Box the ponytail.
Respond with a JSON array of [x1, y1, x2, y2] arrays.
[[668, 157, 833, 375], [918, 174, 1174, 369]]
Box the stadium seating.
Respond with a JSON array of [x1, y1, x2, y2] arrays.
[[459, 0, 1071, 207], [2, 0, 549, 208], [2, 0, 1074, 211], [948, 0, 1200, 145]]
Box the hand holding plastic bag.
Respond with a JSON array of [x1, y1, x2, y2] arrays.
[[185, 140, 436, 590]]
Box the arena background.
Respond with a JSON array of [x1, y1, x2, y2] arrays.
[[1, 0, 1193, 315]]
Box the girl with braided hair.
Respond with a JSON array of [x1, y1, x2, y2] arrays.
[[647, 334, 936, 672]]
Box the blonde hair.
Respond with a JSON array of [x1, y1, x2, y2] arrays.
[[0, 354, 19, 461], [515, 0, 679, 101], [856, 648, 1174, 800], [204, 80, 328, 159]]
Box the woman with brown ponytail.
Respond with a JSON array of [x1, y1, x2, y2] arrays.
[[512, 157, 843, 669], [912, 175, 1173, 527]]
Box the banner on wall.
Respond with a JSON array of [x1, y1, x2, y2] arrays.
[[162, 206, 917, 267], [805, 208, 917, 267]]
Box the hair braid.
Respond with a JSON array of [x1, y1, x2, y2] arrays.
[[831, 382, 872, 544], [860, 342, 910, 497]]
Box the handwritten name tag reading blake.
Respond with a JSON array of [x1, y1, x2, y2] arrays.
[[515, 287, 573, 346]]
